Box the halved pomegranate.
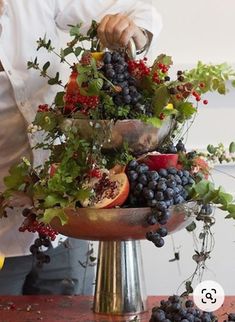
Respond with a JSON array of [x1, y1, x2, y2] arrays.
[[138, 152, 179, 171], [81, 168, 130, 209]]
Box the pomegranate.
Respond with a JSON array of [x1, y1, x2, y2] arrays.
[[81, 168, 130, 209], [138, 152, 178, 171]]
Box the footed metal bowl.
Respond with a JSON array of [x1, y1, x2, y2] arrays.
[[51, 202, 197, 241], [61, 118, 174, 154]]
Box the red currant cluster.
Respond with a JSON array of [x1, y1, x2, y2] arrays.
[[64, 93, 99, 115], [128, 58, 150, 79], [19, 210, 58, 241], [152, 62, 170, 84], [37, 104, 49, 112], [192, 90, 208, 104]]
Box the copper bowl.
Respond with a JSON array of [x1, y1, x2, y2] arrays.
[[61, 118, 174, 154], [51, 202, 197, 241]]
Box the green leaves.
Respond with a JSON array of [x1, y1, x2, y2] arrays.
[[152, 85, 170, 117], [34, 111, 58, 132], [87, 78, 104, 95], [144, 116, 163, 128], [69, 24, 82, 37], [4, 159, 31, 190], [48, 72, 62, 86], [189, 179, 235, 218], [41, 208, 68, 226], [54, 91, 65, 107], [186, 221, 197, 232], [229, 141, 235, 153], [60, 47, 73, 61], [177, 102, 196, 121], [184, 61, 235, 95]]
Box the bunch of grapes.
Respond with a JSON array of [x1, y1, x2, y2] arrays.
[[157, 140, 186, 154], [20, 208, 58, 266], [126, 160, 195, 247], [149, 296, 218, 322], [101, 51, 153, 117], [29, 234, 51, 267]]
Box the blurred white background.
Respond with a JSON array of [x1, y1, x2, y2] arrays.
[[59, 0, 235, 295]]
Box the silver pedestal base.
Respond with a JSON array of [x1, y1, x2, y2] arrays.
[[94, 240, 147, 315]]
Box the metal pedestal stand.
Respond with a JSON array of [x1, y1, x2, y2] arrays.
[[94, 240, 147, 314]]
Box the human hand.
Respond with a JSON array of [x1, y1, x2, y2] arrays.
[[97, 13, 148, 51]]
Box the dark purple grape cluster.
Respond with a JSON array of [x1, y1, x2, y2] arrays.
[[126, 160, 195, 247], [157, 140, 186, 154], [29, 234, 51, 267], [101, 51, 151, 117], [150, 296, 218, 322]]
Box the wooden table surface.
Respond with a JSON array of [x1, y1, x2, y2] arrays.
[[0, 296, 234, 322]]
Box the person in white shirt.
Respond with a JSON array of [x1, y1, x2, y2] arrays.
[[0, 0, 162, 295]]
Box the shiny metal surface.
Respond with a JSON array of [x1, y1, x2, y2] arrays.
[[51, 202, 197, 241], [51, 203, 197, 316], [94, 240, 146, 314], [61, 118, 173, 154]]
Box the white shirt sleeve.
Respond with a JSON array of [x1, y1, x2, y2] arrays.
[[54, 0, 162, 51]]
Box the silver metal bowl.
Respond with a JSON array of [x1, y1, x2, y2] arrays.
[[61, 118, 173, 154], [51, 202, 197, 241]]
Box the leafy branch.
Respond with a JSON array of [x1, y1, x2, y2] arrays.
[[189, 179, 235, 218], [27, 58, 64, 87], [184, 61, 235, 94]]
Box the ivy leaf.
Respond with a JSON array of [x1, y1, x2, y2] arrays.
[[41, 208, 68, 226], [44, 194, 68, 208], [152, 85, 170, 117], [177, 102, 196, 120], [4, 161, 31, 189], [229, 141, 235, 153]]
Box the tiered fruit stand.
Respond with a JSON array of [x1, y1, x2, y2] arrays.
[[51, 204, 196, 316]]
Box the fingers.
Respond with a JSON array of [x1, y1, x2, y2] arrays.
[[97, 14, 139, 50]]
